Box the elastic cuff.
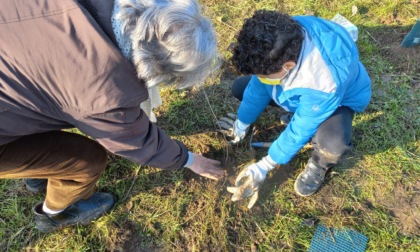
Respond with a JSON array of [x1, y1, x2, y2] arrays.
[[264, 155, 277, 166], [236, 119, 250, 131], [259, 155, 277, 171], [183, 151, 194, 168]]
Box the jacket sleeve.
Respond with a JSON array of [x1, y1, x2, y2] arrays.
[[237, 75, 272, 124], [75, 104, 189, 170], [268, 91, 340, 164]]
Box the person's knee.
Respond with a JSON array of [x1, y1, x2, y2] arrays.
[[231, 75, 251, 100], [76, 140, 108, 178], [315, 137, 352, 163], [87, 147, 107, 176]]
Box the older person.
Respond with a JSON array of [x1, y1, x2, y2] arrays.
[[0, 0, 223, 232]]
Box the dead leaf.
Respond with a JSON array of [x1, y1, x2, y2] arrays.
[[352, 5, 358, 16]]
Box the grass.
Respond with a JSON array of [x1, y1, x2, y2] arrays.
[[1, 0, 419, 251]]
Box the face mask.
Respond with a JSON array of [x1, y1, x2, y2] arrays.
[[257, 66, 289, 85]]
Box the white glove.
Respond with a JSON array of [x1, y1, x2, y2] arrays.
[[216, 113, 250, 144], [227, 155, 277, 208]]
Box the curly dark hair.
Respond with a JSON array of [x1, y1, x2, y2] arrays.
[[231, 10, 304, 75]]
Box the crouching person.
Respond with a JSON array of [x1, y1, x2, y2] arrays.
[[218, 10, 371, 208], [0, 0, 223, 232]]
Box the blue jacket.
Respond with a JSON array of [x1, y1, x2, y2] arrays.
[[237, 16, 371, 164]]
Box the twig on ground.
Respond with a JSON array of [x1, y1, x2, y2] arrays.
[[120, 166, 140, 203], [254, 221, 269, 240], [181, 206, 206, 225], [365, 30, 381, 46], [215, 18, 238, 32], [327, 227, 336, 243], [203, 89, 230, 163], [383, 73, 419, 80], [7, 224, 30, 252], [249, 126, 256, 151]]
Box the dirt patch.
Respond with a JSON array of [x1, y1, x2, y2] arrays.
[[111, 221, 164, 252], [368, 26, 420, 76], [374, 181, 420, 236]]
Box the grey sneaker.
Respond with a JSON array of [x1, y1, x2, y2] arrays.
[[294, 160, 328, 197], [280, 113, 293, 126], [24, 178, 48, 193], [33, 192, 115, 233]]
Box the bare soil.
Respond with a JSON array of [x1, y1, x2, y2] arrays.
[[375, 181, 420, 235], [368, 26, 420, 77]]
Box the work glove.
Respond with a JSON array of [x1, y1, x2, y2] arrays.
[[227, 155, 277, 209], [216, 113, 250, 144]]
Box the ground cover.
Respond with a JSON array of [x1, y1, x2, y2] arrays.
[[0, 0, 419, 251]]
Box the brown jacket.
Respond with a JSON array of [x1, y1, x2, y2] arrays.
[[0, 0, 188, 169]]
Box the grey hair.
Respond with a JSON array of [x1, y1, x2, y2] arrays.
[[115, 0, 220, 88]]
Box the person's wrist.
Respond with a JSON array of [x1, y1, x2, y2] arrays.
[[257, 155, 277, 171], [183, 151, 194, 168], [235, 119, 250, 133]]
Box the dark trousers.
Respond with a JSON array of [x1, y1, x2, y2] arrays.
[[232, 76, 355, 169], [0, 131, 107, 210]]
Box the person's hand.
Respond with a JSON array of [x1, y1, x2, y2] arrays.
[[216, 113, 249, 144], [227, 156, 276, 208], [187, 153, 225, 180]]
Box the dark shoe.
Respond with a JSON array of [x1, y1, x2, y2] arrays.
[[280, 113, 293, 126], [33, 192, 115, 233], [294, 160, 328, 197], [24, 178, 47, 193]]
